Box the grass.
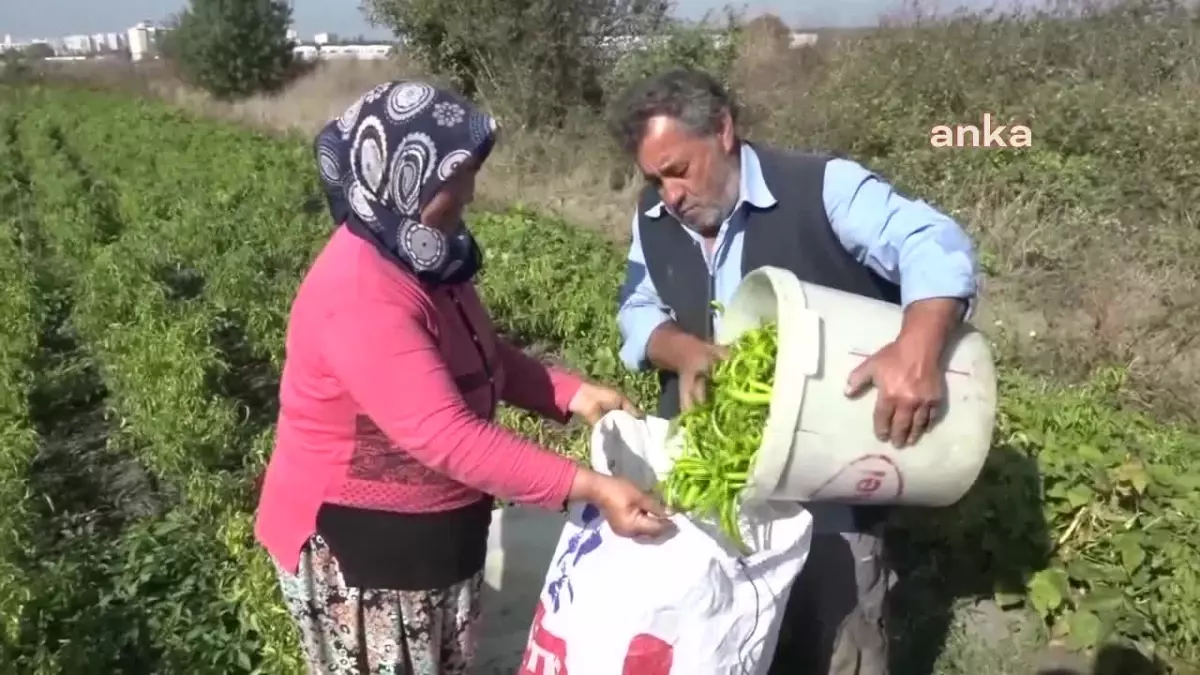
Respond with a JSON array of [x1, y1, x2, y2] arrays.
[[1, 0, 1198, 672]]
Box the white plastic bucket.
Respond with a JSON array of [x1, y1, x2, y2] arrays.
[[715, 266, 998, 507]]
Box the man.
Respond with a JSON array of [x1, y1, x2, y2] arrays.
[[610, 68, 979, 675]]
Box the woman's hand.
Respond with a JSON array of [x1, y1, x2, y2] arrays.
[[568, 381, 640, 425], [570, 470, 673, 539]]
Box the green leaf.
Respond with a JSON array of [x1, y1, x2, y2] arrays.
[[1066, 484, 1094, 508], [1066, 609, 1103, 649], [1077, 444, 1106, 464], [1028, 568, 1067, 617], [1114, 534, 1146, 574], [1076, 586, 1124, 613]]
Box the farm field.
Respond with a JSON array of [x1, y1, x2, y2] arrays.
[[1, 82, 1199, 675]]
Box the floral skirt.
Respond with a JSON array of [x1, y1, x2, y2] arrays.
[[274, 534, 483, 675]]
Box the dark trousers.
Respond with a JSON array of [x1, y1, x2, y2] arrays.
[[766, 524, 893, 675]]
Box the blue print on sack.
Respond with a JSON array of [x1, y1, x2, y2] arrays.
[[546, 503, 604, 612], [581, 503, 599, 524]]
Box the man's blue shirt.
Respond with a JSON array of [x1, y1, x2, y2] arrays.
[[616, 143, 979, 372]]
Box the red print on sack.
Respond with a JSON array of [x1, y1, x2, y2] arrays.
[[521, 603, 674, 674], [622, 633, 674, 674], [522, 602, 568, 675]]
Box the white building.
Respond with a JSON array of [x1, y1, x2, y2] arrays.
[[62, 34, 93, 54], [316, 44, 392, 60], [293, 43, 395, 61], [293, 45, 319, 60], [86, 32, 123, 52], [128, 23, 151, 61], [127, 22, 168, 61], [789, 32, 819, 47]]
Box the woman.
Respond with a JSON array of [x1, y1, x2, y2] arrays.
[[254, 80, 671, 674]]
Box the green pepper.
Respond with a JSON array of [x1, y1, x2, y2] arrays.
[[657, 321, 780, 554]]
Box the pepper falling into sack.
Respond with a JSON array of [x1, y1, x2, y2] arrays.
[[658, 321, 778, 554]]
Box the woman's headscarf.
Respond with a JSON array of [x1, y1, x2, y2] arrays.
[[314, 80, 499, 285]]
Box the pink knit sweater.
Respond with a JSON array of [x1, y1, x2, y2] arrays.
[[255, 227, 582, 573]]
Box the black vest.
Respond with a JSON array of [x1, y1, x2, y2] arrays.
[[637, 144, 901, 530]]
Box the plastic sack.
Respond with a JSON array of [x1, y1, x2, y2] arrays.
[[518, 411, 813, 675]]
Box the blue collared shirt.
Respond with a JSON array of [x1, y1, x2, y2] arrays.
[[616, 143, 979, 372]]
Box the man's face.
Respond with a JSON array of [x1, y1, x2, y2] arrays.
[[634, 112, 740, 237]]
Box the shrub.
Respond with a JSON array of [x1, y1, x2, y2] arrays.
[[603, 13, 743, 102], [0, 53, 35, 85], [362, 0, 673, 127], [161, 0, 296, 100]]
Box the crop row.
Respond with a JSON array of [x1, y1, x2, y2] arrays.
[[0, 86, 1197, 671], [0, 104, 39, 652], [0, 93, 301, 673]]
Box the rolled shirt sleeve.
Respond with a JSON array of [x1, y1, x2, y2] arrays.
[[822, 158, 979, 317], [616, 211, 673, 371]]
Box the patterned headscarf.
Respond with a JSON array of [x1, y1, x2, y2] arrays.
[[314, 80, 499, 285]]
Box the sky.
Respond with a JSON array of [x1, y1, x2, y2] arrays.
[[1, 0, 1003, 42]]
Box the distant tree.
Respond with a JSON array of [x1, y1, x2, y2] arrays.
[[0, 51, 35, 83], [362, 0, 673, 128], [605, 11, 743, 99], [326, 34, 375, 45], [736, 12, 793, 74], [22, 43, 56, 60], [160, 0, 296, 100], [743, 14, 792, 50]]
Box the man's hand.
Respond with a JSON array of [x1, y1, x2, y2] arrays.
[[678, 342, 729, 411], [568, 381, 640, 425], [846, 297, 964, 447], [643, 322, 729, 411], [845, 339, 944, 447]]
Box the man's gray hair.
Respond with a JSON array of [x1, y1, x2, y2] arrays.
[[608, 68, 740, 157]]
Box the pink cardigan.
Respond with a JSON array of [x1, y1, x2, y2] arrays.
[[255, 227, 582, 573]]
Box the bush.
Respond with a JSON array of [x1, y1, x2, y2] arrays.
[[604, 13, 743, 102], [0, 53, 35, 85], [717, 0, 1200, 422], [161, 0, 296, 100], [362, 0, 674, 127]]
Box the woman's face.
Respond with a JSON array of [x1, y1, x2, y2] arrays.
[[420, 156, 480, 234]]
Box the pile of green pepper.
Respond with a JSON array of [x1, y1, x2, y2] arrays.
[[658, 320, 779, 554]]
